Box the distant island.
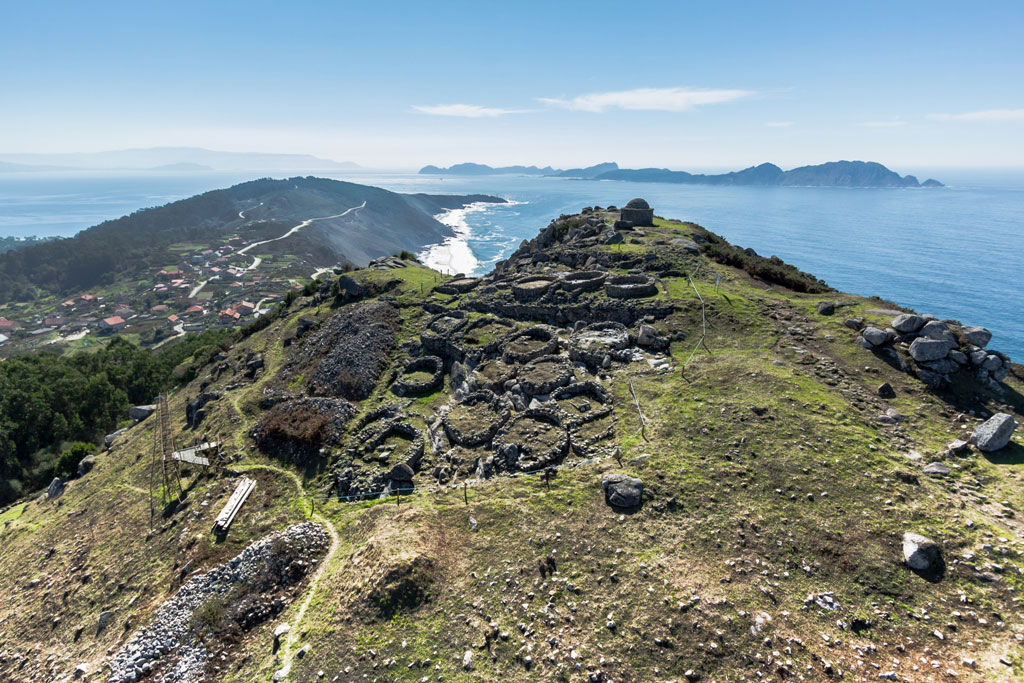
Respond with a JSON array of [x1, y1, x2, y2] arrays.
[[419, 161, 617, 179], [420, 159, 943, 187]]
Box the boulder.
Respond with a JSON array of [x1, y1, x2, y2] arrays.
[[335, 275, 364, 301], [877, 382, 896, 399], [816, 301, 835, 316], [902, 532, 942, 572], [982, 354, 1003, 371], [945, 439, 970, 456], [971, 413, 1017, 452], [104, 428, 127, 449], [843, 317, 865, 331], [386, 463, 414, 482], [915, 367, 944, 388], [46, 477, 64, 500], [948, 350, 968, 365], [919, 320, 956, 343], [129, 404, 156, 421], [891, 314, 926, 333], [962, 326, 992, 348], [861, 326, 891, 347], [97, 609, 115, 633], [922, 462, 951, 475], [969, 348, 988, 365], [77, 455, 97, 477], [920, 358, 959, 375], [636, 324, 668, 351], [602, 473, 643, 509], [909, 338, 954, 362]]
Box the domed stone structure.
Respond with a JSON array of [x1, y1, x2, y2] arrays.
[[619, 198, 654, 226]]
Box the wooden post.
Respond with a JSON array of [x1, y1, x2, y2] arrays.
[[396, 489, 401, 507], [463, 482, 468, 505]]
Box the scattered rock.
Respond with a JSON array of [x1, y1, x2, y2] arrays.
[[129, 404, 156, 421], [46, 477, 64, 500], [971, 413, 1017, 452], [962, 326, 992, 347], [908, 338, 954, 362], [891, 314, 925, 333], [877, 382, 896, 398], [816, 301, 835, 316], [861, 326, 892, 347], [602, 473, 643, 509], [922, 462, 951, 475], [902, 532, 942, 573]]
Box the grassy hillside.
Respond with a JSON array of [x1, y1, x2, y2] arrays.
[[0, 205, 1020, 682]]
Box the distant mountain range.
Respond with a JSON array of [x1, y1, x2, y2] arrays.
[[419, 160, 943, 187], [0, 147, 361, 173]]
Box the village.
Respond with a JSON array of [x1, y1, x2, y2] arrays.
[[0, 233, 333, 354]]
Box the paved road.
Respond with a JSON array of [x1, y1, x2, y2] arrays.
[[238, 201, 366, 272]]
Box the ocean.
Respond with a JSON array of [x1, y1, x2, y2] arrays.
[[1, 169, 1022, 358]]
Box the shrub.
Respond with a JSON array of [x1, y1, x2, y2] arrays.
[[55, 442, 97, 478], [698, 232, 831, 294]]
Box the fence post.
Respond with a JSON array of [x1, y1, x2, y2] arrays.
[[463, 482, 468, 505]]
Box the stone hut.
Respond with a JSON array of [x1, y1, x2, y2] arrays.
[[619, 198, 654, 227]]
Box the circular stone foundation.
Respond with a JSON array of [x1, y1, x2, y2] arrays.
[[569, 321, 632, 368], [442, 390, 511, 446], [513, 275, 558, 299], [472, 359, 518, 393], [454, 316, 517, 355], [492, 408, 569, 472], [434, 277, 480, 295], [502, 325, 559, 364], [605, 274, 658, 298], [551, 381, 612, 427], [559, 270, 607, 292], [391, 355, 443, 396], [357, 420, 426, 469], [517, 355, 574, 395], [421, 310, 469, 355]]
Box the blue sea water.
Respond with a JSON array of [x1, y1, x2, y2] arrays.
[[0, 169, 1022, 358]]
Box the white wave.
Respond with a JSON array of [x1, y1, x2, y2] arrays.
[[418, 199, 525, 276]]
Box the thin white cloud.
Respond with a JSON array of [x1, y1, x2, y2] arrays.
[[764, 121, 794, 127], [411, 104, 531, 118], [929, 108, 1024, 122], [856, 119, 907, 128], [539, 87, 753, 113]]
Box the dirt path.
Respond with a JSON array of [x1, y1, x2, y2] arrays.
[[233, 464, 340, 681]]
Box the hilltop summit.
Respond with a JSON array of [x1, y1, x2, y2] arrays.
[[0, 198, 1018, 683]]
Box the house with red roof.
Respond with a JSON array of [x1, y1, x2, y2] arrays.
[[99, 316, 126, 331]]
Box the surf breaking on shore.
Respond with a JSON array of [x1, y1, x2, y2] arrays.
[[418, 200, 522, 276]]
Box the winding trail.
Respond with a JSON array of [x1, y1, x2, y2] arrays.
[[233, 464, 340, 681], [237, 201, 366, 273]]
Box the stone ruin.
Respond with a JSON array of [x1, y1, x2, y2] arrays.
[[619, 198, 654, 227]]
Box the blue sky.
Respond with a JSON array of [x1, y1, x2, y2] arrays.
[[2, 1, 1022, 170]]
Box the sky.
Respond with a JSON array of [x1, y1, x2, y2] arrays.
[[1, 1, 1023, 171]]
